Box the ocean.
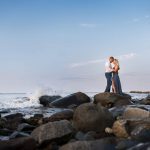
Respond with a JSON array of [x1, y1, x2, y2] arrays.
[[0, 91, 148, 118]]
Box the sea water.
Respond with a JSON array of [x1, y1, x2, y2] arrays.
[[0, 90, 148, 118]]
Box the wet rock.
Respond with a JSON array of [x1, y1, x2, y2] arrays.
[[39, 95, 62, 107], [50, 92, 91, 108], [0, 129, 13, 136], [9, 131, 30, 139], [0, 110, 11, 114], [73, 103, 114, 133], [3, 113, 24, 130], [17, 123, 36, 133], [31, 120, 74, 144], [0, 137, 36, 150], [130, 124, 150, 142], [0, 118, 7, 128], [59, 137, 117, 150], [75, 131, 85, 140], [94, 92, 132, 108], [140, 95, 150, 105], [44, 109, 74, 123], [109, 106, 126, 119], [33, 114, 43, 118], [127, 142, 150, 150], [83, 131, 96, 141], [116, 139, 139, 150], [25, 114, 44, 126]]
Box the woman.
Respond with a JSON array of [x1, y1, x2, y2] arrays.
[[112, 59, 123, 95]]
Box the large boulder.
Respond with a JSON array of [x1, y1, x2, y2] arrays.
[[94, 92, 132, 108], [140, 95, 150, 105], [39, 95, 61, 107], [73, 103, 114, 133], [131, 124, 150, 142], [60, 137, 117, 150], [3, 113, 24, 130], [0, 137, 36, 150], [31, 120, 74, 144], [123, 107, 150, 119], [50, 92, 91, 108]]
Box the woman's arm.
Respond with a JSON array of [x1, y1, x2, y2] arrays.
[[113, 66, 119, 72]]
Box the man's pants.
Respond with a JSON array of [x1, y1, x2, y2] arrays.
[[105, 72, 112, 92]]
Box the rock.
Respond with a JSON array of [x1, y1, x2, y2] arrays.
[[4, 113, 23, 120], [60, 137, 117, 150], [33, 114, 44, 118], [75, 131, 97, 141], [73, 103, 114, 133], [83, 131, 96, 141], [3, 113, 24, 130], [0, 110, 11, 114], [0, 137, 36, 150], [106, 119, 129, 138], [140, 95, 150, 105], [0, 129, 13, 136], [123, 107, 150, 119], [39, 95, 61, 107], [50, 92, 91, 108], [25, 114, 44, 126], [130, 124, 150, 142], [109, 106, 126, 119], [31, 120, 74, 144], [94, 92, 132, 108], [17, 123, 36, 133], [75, 131, 85, 140], [9, 131, 30, 139], [116, 139, 139, 150], [43, 109, 74, 123], [0, 118, 7, 128], [127, 142, 150, 150]]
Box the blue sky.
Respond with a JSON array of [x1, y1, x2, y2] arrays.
[[0, 0, 150, 92]]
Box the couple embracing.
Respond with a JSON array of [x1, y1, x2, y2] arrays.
[[104, 56, 122, 95]]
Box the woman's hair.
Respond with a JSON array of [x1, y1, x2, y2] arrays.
[[114, 59, 120, 69]]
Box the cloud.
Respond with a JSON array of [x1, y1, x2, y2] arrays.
[[70, 53, 137, 68], [80, 23, 97, 28], [116, 53, 136, 60], [145, 15, 150, 19]]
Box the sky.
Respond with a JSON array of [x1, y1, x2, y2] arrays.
[[0, 0, 150, 93]]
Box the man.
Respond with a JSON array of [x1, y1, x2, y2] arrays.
[[104, 56, 114, 92]]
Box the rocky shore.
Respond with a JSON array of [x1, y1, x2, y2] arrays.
[[0, 92, 150, 150]]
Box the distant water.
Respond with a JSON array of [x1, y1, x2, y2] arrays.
[[0, 91, 148, 118]]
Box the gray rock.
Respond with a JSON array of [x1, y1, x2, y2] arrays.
[[31, 120, 74, 144], [9, 131, 30, 139], [116, 139, 139, 150], [39, 95, 61, 107], [44, 109, 74, 123], [131, 125, 150, 142], [94, 92, 132, 108], [17, 123, 36, 132], [127, 142, 150, 150], [50, 92, 91, 108], [73, 103, 114, 133], [3, 113, 24, 130], [60, 137, 117, 150], [0, 137, 36, 150], [75, 131, 85, 140]]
